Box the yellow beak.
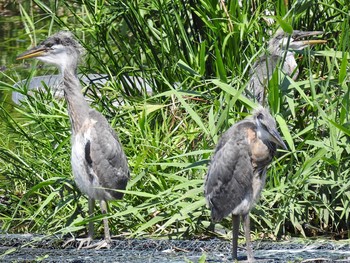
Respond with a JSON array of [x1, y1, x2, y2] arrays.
[[16, 48, 47, 60], [301, 39, 327, 45]]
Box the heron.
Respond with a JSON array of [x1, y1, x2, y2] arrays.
[[16, 31, 130, 249], [248, 29, 326, 105], [204, 106, 287, 261]]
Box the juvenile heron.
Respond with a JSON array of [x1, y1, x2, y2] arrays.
[[17, 31, 130, 249], [204, 106, 287, 261], [248, 30, 326, 104]]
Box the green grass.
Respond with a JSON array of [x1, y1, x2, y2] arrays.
[[0, 0, 349, 242]]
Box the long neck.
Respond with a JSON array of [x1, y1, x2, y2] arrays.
[[268, 46, 297, 76], [268, 45, 292, 57], [62, 65, 90, 133], [283, 52, 298, 78]]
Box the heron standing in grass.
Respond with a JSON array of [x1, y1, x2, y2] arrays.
[[204, 106, 287, 261], [248, 30, 326, 105], [17, 31, 130, 249]]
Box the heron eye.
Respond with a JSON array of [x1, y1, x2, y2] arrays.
[[257, 113, 264, 120]]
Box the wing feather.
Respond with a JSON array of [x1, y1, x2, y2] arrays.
[[87, 110, 130, 200], [205, 124, 254, 221]]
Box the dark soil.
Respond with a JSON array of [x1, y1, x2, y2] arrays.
[[0, 234, 349, 262]]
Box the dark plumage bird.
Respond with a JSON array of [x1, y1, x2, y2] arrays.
[[17, 31, 130, 249], [248, 30, 326, 105], [204, 106, 287, 261]]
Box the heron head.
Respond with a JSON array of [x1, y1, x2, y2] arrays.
[[268, 29, 326, 54], [253, 106, 287, 150], [16, 31, 85, 72]]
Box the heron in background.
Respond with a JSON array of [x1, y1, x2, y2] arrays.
[[17, 31, 130, 249], [204, 106, 287, 261], [12, 73, 154, 105], [248, 30, 326, 105]]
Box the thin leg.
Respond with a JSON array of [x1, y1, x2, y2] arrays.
[[232, 214, 240, 260], [242, 213, 254, 262], [77, 197, 95, 249], [100, 199, 112, 247], [83, 199, 111, 249], [88, 197, 95, 239]]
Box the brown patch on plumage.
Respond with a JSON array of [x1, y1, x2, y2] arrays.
[[246, 127, 272, 174], [246, 127, 256, 145]]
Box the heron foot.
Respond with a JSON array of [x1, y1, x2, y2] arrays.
[[62, 237, 94, 249], [62, 236, 111, 249], [84, 239, 111, 249], [77, 237, 94, 249], [64, 237, 92, 249], [62, 237, 76, 248]]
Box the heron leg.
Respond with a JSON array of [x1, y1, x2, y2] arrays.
[[232, 214, 240, 260], [76, 197, 95, 249], [100, 199, 112, 247], [84, 199, 111, 249], [88, 197, 95, 239], [242, 213, 254, 262]]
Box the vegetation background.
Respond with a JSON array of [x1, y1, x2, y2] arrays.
[[0, 0, 349, 244]]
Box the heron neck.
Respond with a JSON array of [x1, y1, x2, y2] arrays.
[[62, 67, 90, 132], [269, 47, 293, 58]]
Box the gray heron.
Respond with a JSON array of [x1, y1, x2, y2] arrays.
[[248, 29, 326, 105], [16, 31, 130, 249], [204, 106, 287, 261]]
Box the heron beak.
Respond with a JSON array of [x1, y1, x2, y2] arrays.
[[292, 30, 325, 40], [16, 47, 47, 60], [270, 129, 288, 150], [297, 39, 327, 45], [289, 30, 327, 49]]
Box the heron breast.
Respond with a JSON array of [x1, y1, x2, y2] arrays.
[[71, 119, 110, 200], [246, 128, 272, 171], [251, 141, 271, 165], [71, 131, 92, 196], [284, 55, 298, 78]]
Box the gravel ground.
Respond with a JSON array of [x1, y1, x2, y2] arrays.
[[0, 234, 349, 262]]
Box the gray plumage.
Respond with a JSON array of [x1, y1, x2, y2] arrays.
[[204, 106, 287, 261], [248, 30, 326, 105], [17, 31, 130, 249]]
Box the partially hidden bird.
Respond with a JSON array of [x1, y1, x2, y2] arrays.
[[248, 29, 326, 105], [17, 31, 130, 249], [204, 106, 287, 261]]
